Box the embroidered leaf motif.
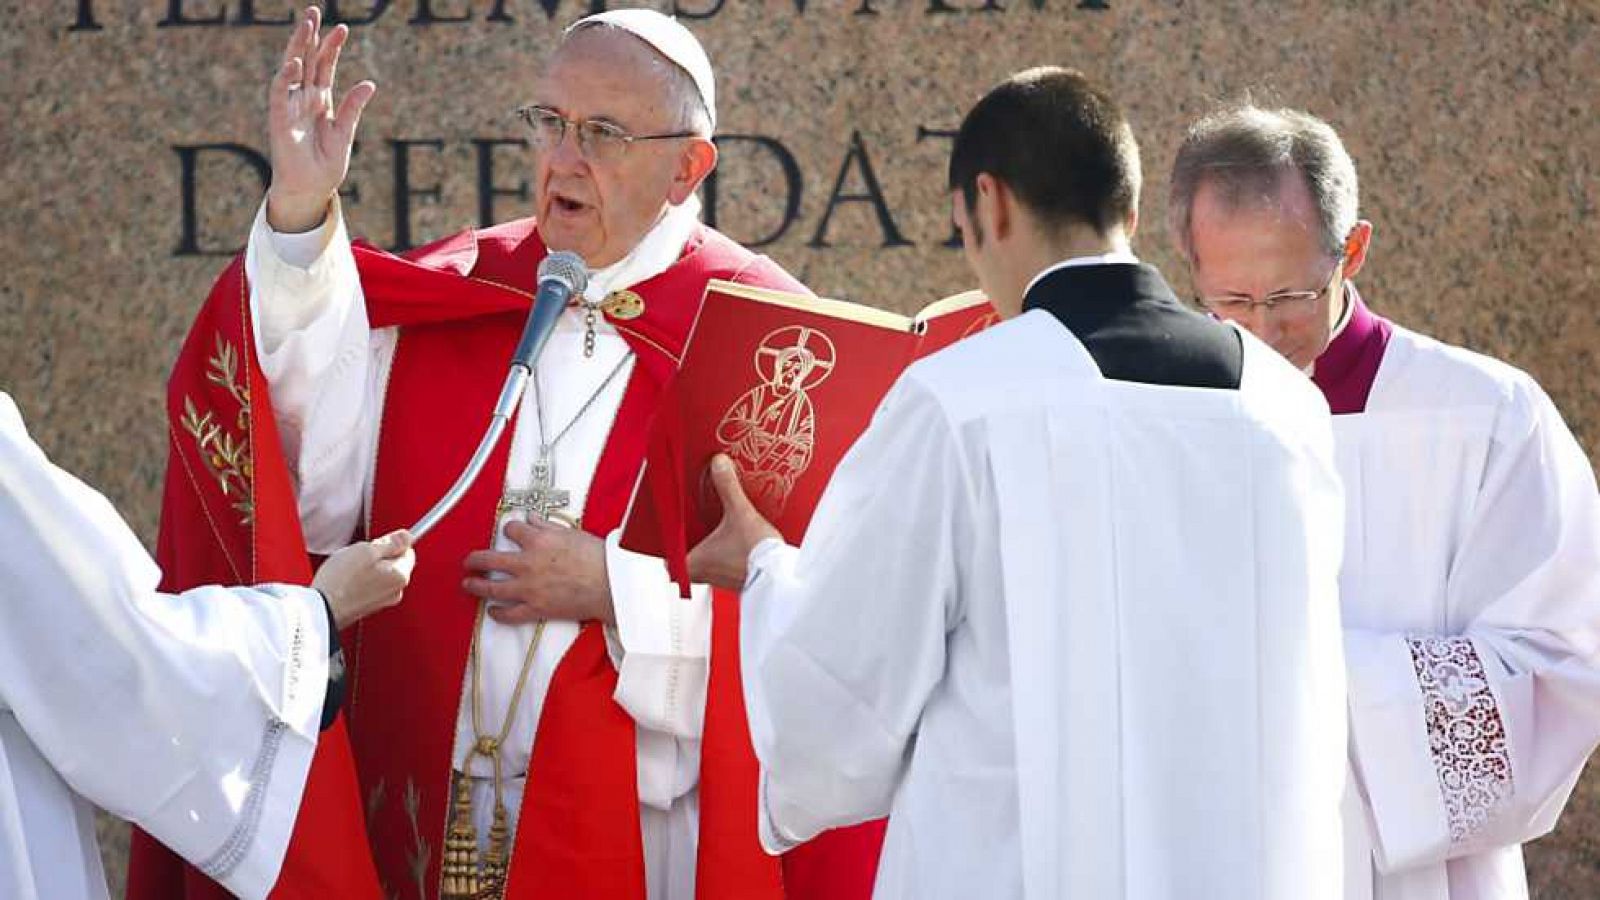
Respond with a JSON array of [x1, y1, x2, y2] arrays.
[[180, 335, 255, 525], [404, 777, 432, 900], [206, 334, 251, 412], [368, 777, 388, 824]]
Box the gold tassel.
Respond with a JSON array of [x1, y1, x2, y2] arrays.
[[477, 803, 511, 900], [441, 776, 481, 900]]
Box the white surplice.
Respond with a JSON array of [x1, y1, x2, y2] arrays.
[[1336, 325, 1600, 900], [244, 199, 712, 898], [740, 310, 1349, 899], [0, 393, 329, 900]]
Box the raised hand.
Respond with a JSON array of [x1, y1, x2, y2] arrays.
[[266, 6, 376, 233]]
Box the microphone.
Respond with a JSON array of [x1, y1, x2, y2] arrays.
[[512, 251, 589, 372], [409, 250, 590, 539]]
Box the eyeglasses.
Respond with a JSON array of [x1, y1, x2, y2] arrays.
[[1196, 257, 1344, 321], [514, 105, 696, 165]]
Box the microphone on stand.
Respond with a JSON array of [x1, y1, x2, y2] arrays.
[[511, 250, 588, 372], [409, 251, 589, 539]]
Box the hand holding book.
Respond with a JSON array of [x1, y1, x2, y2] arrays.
[[686, 454, 780, 590], [622, 279, 998, 594]]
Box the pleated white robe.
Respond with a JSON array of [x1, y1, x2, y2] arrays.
[[740, 312, 1349, 899], [1337, 325, 1600, 900], [0, 393, 329, 900]]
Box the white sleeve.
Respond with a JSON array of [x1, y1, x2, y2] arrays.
[[244, 199, 384, 553], [1346, 381, 1600, 871], [739, 377, 967, 852], [602, 534, 711, 811], [0, 395, 328, 900]]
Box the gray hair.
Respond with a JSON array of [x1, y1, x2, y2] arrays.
[[563, 21, 713, 137], [1168, 104, 1359, 262]]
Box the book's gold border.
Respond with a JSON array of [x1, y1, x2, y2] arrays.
[[915, 288, 985, 320], [703, 279, 917, 332], [914, 288, 990, 323]]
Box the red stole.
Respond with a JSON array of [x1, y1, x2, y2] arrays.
[[1311, 285, 1393, 415], [131, 216, 885, 900], [354, 221, 768, 900]]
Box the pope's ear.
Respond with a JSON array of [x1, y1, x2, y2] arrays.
[[669, 138, 718, 206]]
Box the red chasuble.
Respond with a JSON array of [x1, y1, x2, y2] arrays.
[[130, 217, 884, 900]]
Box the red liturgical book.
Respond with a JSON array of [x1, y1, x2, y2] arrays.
[[623, 279, 997, 586]]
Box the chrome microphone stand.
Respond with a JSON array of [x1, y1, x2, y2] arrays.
[[408, 251, 588, 539]]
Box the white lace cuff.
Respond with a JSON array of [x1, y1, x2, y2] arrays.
[[1405, 635, 1514, 845]]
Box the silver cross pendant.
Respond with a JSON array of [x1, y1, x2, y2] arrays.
[[497, 446, 576, 527]]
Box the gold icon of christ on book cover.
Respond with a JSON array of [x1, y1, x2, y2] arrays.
[[715, 324, 837, 514], [621, 281, 995, 565]]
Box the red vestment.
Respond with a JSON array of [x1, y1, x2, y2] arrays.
[[130, 218, 884, 899]]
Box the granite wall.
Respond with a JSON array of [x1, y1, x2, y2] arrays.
[[3, 1, 1596, 895]]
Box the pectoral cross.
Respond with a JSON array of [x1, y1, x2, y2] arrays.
[[497, 448, 577, 527]]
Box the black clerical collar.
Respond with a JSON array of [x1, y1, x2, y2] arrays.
[[1022, 252, 1142, 299], [1022, 262, 1244, 390], [1022, 261, 1181, 324]]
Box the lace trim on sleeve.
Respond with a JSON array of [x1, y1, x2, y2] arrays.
[[199, 603, 310, 880], [1405, 635, 1514, 844], [197, 719, 288, 881]]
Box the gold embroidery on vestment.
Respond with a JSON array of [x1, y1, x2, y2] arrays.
[[179, 335, 255, 524]]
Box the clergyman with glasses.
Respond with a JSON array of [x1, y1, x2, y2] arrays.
[[1171, 104, 1600, 900], [131, 8, 881, 900]]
